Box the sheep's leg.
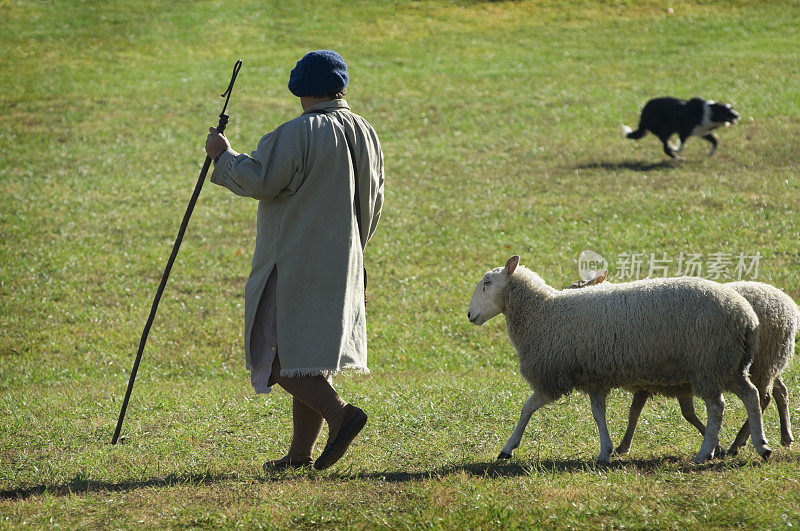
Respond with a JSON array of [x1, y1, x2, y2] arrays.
[[589, 391, 614, 463], [678, 395, 706, 435], [730, 375, 772, 460], [677, 394, 723, 457], [498, 392, 552, 460], [615, 390, 651, 455], [728, 391, 771, 456], [772, 376, 793, 447], [694, 394, 724, 463]]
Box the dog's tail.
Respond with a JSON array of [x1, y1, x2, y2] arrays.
[[622, 124, 647, 140]]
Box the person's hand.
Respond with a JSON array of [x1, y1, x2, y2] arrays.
[[205, 127, 231, 160]]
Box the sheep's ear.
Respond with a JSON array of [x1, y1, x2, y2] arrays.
[[569, 269, 608, 289], [505, 255, 520, 276]]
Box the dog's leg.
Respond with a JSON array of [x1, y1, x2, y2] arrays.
[[703, 133, 718, 156], [659, 135, 682, 160], [676, 134, 689, 154]]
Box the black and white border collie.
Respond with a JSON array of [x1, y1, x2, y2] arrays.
[[622, 97, 740, 159]]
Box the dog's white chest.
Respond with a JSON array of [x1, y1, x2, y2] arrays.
[[691, 122, 718, 137], [690, 100, 717, 137]]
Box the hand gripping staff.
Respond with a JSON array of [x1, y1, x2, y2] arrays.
[[111, 60, 243, 445]]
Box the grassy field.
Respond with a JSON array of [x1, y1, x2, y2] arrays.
[[2, 0, 800, 527]]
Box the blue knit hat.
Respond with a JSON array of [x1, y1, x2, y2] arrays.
[[288, 50, 349, 97]]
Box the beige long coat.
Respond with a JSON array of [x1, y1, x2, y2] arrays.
[[211, 99, 384, 376]]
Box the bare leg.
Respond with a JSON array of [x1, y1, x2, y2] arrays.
[[772, 376, 794, 447], [498, 392, 553, 459], [589, 391, 614, 463], [730, 376, 772, 459], [616, 390, 651, 455], [272, 354, 348, 442], [287, 397, 324, 460], [695, 394, 724, 463]]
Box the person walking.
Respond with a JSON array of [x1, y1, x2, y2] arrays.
[[204, 50, 384, 471]]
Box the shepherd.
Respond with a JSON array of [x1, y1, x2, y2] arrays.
[[205, 50, 384, 471]]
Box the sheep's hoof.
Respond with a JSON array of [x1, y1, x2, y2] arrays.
[[713, 445, 726, 458], [613, 446, 630, 456], [760, 447, 773, 461], [726, 445, 739, 457], [780, 435, 793, 447], [497, 451, 513, 460]]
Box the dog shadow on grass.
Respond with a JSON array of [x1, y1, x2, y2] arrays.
[[573, 159, 677, 172]]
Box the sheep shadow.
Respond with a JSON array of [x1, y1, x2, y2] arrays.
[[2, 453, 789, 501], [573, 159, 677, 172], [328, 451, 788, 482]]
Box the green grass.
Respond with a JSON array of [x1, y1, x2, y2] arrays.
[[2, 0, 800, 527]]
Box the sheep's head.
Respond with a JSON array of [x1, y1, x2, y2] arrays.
[[467, 255, 519, 325], [567, 269, 607, 289]]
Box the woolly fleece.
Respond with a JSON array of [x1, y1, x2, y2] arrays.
[[501, 267, 760, 401]]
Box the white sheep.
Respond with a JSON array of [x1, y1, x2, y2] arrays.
[[727, 281, 799, 452], [467, 255, 772, 464], [568, 271, 799, 455], [569, 270, 710, 455]]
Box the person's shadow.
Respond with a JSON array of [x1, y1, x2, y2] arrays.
[[0, 472, 235, 502], [2, 453, 785, 501]]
